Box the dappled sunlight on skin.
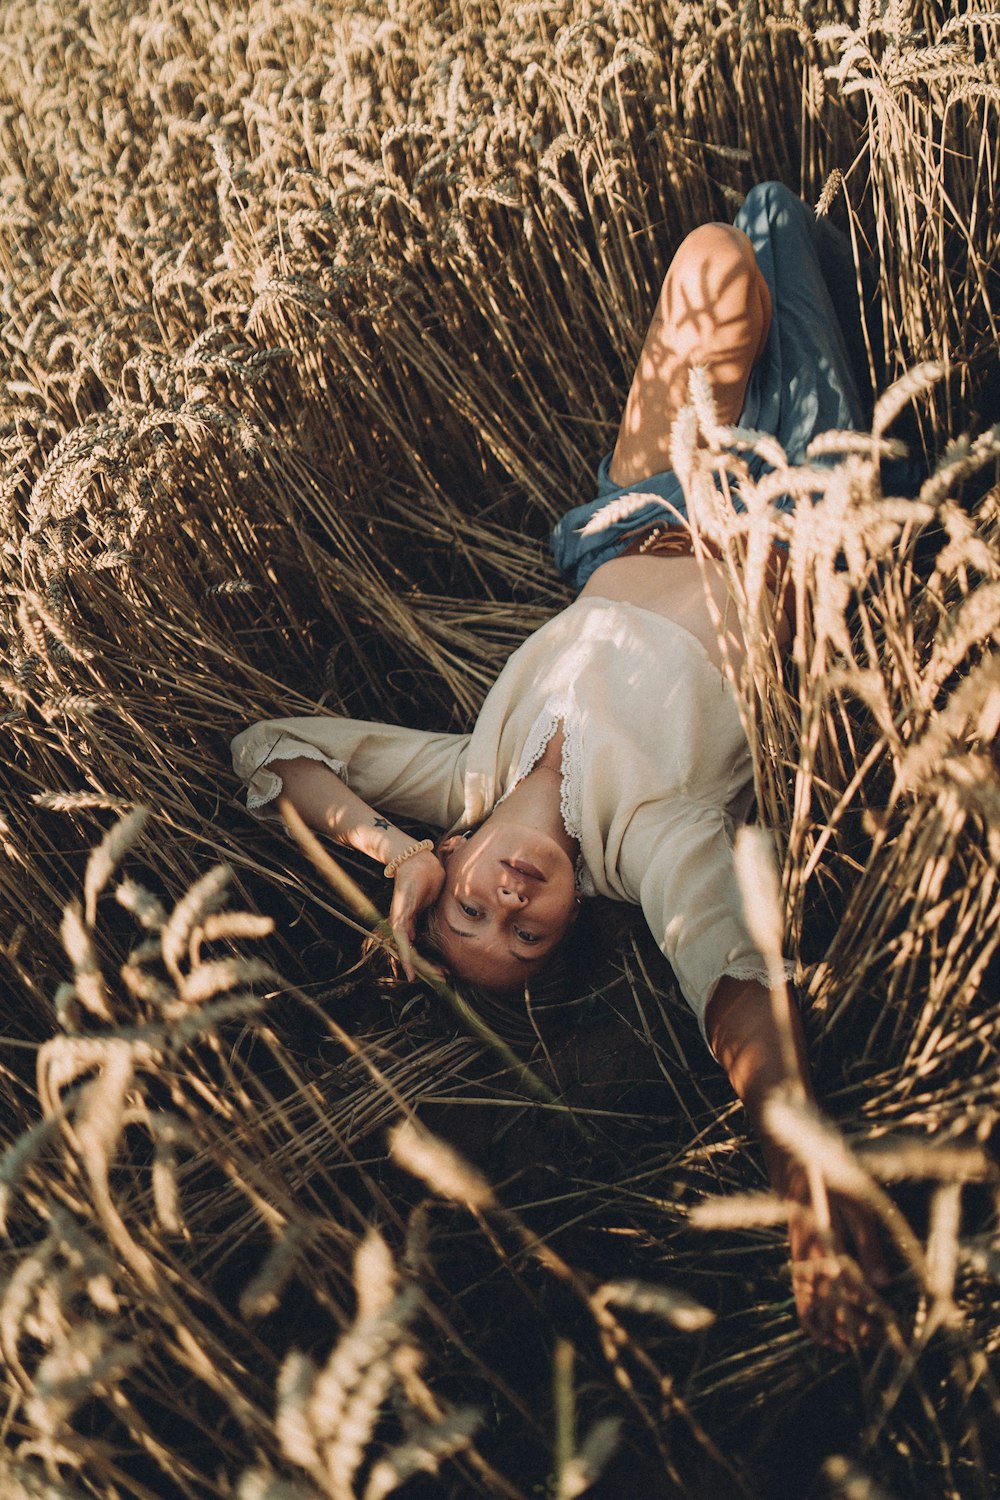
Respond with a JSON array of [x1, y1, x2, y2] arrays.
[[784, 1187, 892, 1353], [610, 222, 772, 488], [580, 551, 751, 671], [428, 817, 579, 991]]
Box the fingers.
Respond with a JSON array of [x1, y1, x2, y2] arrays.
[[387, 891, 417, 979], [792, 1250, 877, 1353], [838, 1199, 892, 1291], [788, 1205, 887, 1353], [393, 926, 416, 982], [387, 886, 412, 932], [386, 855, 446, 983], [389, 925, 449, 985]]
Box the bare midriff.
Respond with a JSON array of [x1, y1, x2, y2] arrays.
[[579, 547, 792, 671]]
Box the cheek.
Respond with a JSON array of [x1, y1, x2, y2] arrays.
[[549, 876, 579, 922], [443, 849, 476, 892], [537, 902, 576, 942]]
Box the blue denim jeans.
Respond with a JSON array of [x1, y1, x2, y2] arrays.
[[549, 181, 868, 593]]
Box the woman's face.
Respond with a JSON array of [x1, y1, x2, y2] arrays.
[[429, 818, 579, 990]]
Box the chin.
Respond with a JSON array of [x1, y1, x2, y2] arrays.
[[499, 832, 575, 877]]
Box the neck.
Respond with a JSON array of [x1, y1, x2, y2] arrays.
[[491, 763, 578, 860]]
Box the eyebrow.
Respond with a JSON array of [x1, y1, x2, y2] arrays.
[[445, 920, 536, 965]]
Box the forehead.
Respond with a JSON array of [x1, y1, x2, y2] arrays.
[[434, 923, 539, 990]]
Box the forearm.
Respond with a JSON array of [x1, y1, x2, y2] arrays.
[[266, 755, 426, 871], [705, 976, 814, 1194], [707, 976, 891, 1347]]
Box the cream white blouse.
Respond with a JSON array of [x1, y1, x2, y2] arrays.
[[231, 595, 773, 1039]]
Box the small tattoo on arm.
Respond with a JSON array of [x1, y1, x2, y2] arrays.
[[374, 817, 390, 830]]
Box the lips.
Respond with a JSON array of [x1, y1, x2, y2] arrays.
[[502, 858, 545, 882]]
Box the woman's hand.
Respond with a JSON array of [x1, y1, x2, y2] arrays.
[[706, 975, 892, 1352], [777, 1162, 891, 1352], [388, 850, 446, 979], [264, 757, 449, 981]]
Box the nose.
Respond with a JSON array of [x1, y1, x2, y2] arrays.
[[497, 882, 527, 906]]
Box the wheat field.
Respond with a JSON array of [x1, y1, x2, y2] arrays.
[[1, 0, 999, 1496]]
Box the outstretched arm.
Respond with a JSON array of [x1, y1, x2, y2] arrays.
[[267, 755, 444, 977], [705, 976, 889, 1350]]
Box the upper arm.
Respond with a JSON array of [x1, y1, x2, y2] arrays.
[[232, 715, 470, 828], [629, 804, 770, 1041]]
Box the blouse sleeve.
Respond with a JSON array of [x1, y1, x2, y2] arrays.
[[627, 801, 773, 1043], [231, 714, 471, 831]]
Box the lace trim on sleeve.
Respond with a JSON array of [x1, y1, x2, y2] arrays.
[[246, 738, 347, 813], [701, 959, 797, 1053], [718, 960, 796, 986]]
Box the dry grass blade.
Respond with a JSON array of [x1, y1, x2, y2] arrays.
[[277, 797, 579, 1122], [388, 1120, 496, 1211], [362, 1407, 483, 1500], [822, 1454, 897, 1500], [0, 0, 997, 1495], [762, 1097, 928, 1277], [688, 1192, 797, 1231], [555, 1415, 624, 1500], [591, 1279, 715, 1331]]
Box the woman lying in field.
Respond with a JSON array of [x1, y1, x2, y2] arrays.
[[233, 182, 889, 1350]]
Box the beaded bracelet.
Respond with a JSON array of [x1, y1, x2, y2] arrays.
[[383, 839, 434, 879]]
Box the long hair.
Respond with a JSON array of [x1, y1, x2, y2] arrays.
[[366, 888, 629, 1047]]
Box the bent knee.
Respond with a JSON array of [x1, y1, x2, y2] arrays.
[[668, 223, 760, 301], [663, 223, 768, 349]]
